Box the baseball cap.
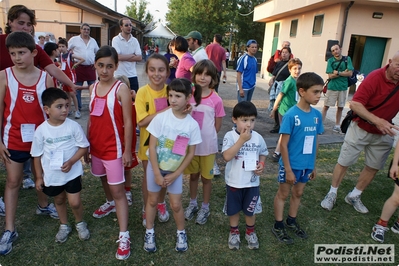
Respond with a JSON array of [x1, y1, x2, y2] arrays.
[[184, 31, 202, 41], [246, 39, 257, 47]]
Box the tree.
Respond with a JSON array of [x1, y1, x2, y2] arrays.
[[125, 0, 153, 25]]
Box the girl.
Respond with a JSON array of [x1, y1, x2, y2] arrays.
[[170, 36, 196, 80], [135, 54, 171, 227], [86, 46, 133, 260], [143, 78, 202, 253], [184, 60, 225, 225]]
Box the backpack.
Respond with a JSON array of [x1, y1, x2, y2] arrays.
[[267, 55, 276, 73], [342, 56, 359, 87]]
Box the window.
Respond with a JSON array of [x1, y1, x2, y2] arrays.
[[290, 19, 298, 37], [313, 15, 324, 35]]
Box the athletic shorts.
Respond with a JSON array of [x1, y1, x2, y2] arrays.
[[225, 185, 259, 216], [91, 155, 125, 185], [277, 165, 313, 184], [338, 121, 393, 170], [146, 160, 182, 194], [183, 154, 216, 179], [8, 149, 31, 163], [43, 176, 82, 197], [325, 90, 347, 107]]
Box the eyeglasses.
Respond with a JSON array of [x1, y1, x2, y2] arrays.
[[124, 24, 132, 27]]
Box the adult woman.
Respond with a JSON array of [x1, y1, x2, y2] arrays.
[[225, 48, 230, 69], [0, 5, 76, 90], [268, 47, 292, 133], [169, 36, 196, 80], [164, 41, 178, 84]]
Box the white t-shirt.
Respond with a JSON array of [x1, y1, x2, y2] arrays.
[[112, 33, 142, 78], [30, 118, 89, 186], [68, 35, 99, 65], [222, 129, 268, 188], [192, 46, 208, 63], [146, 108, 202, 171]]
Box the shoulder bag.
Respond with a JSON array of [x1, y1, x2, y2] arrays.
[[323, 57, 345, 94]]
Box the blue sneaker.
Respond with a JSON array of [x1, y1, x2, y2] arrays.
[[175, 232, 188, 252], [0, 230, 18, 255], [36, 203, 59, 219]]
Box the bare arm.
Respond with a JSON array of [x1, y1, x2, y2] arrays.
[[118, 84, 133, 166], [148, 134, 164, 186], [71, 54, 85, 68], [45, 64, 76, 91], [118, 54, 142, 62], [214, 117, 222, 133], [33, 157, 44, 191], [280, 133, 295, 185], [163, 145, 196, 185], [0, 71, 10, 163]]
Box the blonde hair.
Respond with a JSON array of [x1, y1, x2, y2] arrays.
[[115, 75, 130, 89]]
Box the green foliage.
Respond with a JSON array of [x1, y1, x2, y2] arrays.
[[125, 0, 154, 25], [166, 0, 265, 47]]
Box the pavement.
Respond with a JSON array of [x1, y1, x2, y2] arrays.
[[74, 61, 357, 150]]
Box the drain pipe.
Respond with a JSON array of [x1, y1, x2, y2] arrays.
[[340, 1, 354, 45]]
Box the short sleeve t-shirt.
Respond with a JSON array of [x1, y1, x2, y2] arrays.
[[175, 52, 196, 80], [326, 56, 354, 91], [278, 75, 298, 116]]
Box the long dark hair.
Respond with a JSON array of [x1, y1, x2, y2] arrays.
[[167, 78, 201, 106]]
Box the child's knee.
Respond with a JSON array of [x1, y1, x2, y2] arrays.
[[170, 200, 182, 213]]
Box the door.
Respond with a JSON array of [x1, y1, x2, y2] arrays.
[[360, 37, 386, 76]]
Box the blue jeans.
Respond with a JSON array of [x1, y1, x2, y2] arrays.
[[23, 159, 31, 178], [75, 80, 95, 110], [128, 77, 139, 92], [237, 88, 255, 103]]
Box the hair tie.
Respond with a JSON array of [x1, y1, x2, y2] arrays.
[[191, 83, 195, 93]]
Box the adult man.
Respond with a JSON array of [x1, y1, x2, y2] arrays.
[[206, 34, 227, 92], [112, 17, 142, 92], [321, 51, 399, 214], [68, 23, 99, 111], [185, 31, 208, 63], [322, 44, 353, 133], [236, 39, 258, 103]]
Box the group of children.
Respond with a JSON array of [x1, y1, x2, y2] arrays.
[[0, 30, 337, 260]]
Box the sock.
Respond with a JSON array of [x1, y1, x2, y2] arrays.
[[349, 187, 362, 198], [107, 200, 115, 206], [142, 206, 145, 213], [157, 201, 166, 206], [177, 229, 186, 235], [246, 224, 255, 235], [146, 228, 155, 234], [201, 202, 209, 210], [286, 215, 296, 226], [119, 231, 129, 238], [274, 151, 280, 155], [329, 186, 338, 194], [377, 218, 388, 228], [274, 220, 284, 229], [125, 186, 131, 192], [190, 198, 197, 206], [230, 226, 239, 234], [335, 124, 340, 127]]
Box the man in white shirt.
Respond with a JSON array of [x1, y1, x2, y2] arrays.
[[185, 31, 208, 63], [112, 18, 143, 92], [68, 23, 99, 111]]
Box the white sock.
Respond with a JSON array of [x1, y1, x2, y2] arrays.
[[107, 200, 115, 206], [119, 231, 129, 238], [146, 228, 155, 234], [329, 186, 338, 194], [275, 151, 280, 155], [350, 187, 362, 197], [177, 229, 185, 235]]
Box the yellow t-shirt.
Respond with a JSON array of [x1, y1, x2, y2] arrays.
[[135, 84, 168, 160]]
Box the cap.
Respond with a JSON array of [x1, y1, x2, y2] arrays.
[[184, 31, 202, 41], [246, 39, 257, 47]]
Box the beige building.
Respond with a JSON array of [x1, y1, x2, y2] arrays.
[[0, 0, 145, 46], [254, 0, 399, 80]]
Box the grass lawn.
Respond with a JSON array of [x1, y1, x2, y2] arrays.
[[0, 143, 397, 266]]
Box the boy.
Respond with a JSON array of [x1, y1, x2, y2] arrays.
[[31, 88, 90, 243], [270, 58, 303, 162], [57, 38, 85, 119], [271, 72, 324, 244], [0, 31, 56, 255], [236, 40, 258, 103], [222, 101, 268, 250]]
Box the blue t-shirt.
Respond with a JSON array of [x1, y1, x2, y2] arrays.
[[236, 53, 257, 90], [279, 105, 324, 170]]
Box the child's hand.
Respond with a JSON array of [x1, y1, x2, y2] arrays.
[[130, 90, 136, 100], [390, 165, 399, 181], [84, 151, 91, 164], [35, 178, 44, 192], [0, 143, 11, 164], [163, 173, 177, 187], [61, 160, 73, 173], [122, 152, 133, 168], [254, 162, 264, 175], [155, 173, 165, 187], [239, 127, 252, 142], [269, 111, 275, 119], [285, 171, 296, 185], [183, 104, 192, 114], [309, 169, 316, 180]]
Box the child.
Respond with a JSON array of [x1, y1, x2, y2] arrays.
[[135, 54, 172, 227], [184, 60, 225, 225], [31, 88, 90, 243], [371, 153, 399, 243], [222, 101, 267, 250], [143, 78, 202, 253], [43, 42, 61, 87], [87, 46, 133, 260], [270, 58, 303, 162], [271, 72, 324, 244], [0, 32, 57, 256], [57, 38, 85, 119]]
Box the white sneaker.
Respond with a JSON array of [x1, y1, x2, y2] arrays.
[[75, 110, 81, 119], [22, 177, 35, 189], [321, 192, 337, 211], [76, 221, 90, 240], [125, 191, 132, 206], [0, 197, 5, 217], [157, 202, 170, 222], [213, 161, 221, 175], [55, 224, 72, 243]]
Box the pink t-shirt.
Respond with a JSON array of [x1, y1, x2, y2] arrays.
[[175, 52, 196, 80], [189, 91, 225, 155]]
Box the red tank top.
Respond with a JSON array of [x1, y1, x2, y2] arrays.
[[89, 80, 124, 160], [3, 68, 48, 151]]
